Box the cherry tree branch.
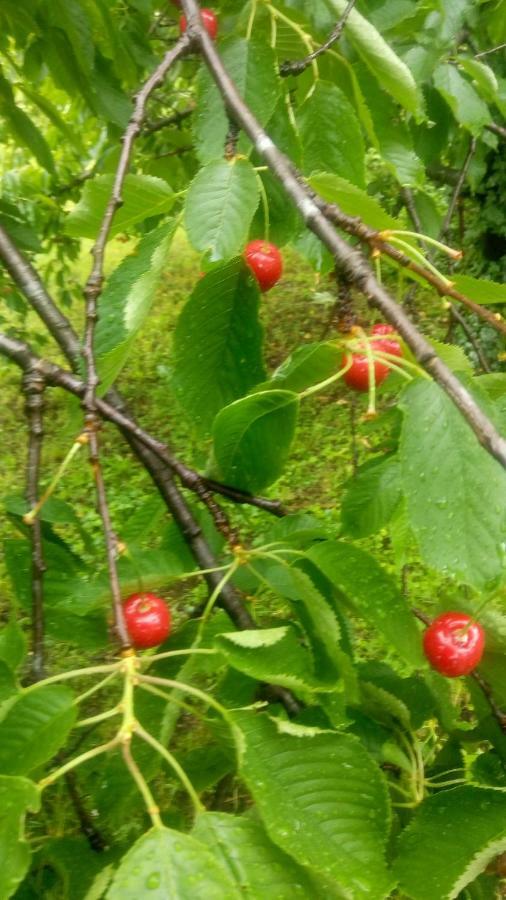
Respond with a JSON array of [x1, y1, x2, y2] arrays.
[[23, 366, 46, 682], [180, 0, 506, 471], [79, 33, 193, 650], [82, 32, 192, 413], [280, 0, 357, 76]]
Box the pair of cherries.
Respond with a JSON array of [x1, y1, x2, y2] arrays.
[[344, 324, 402, 392]]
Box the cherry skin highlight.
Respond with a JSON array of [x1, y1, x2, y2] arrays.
[[244, 240, 283, 292], [423, 611, 485, 677], [179, 8, 218, 40], [123, 592, 171, 649]]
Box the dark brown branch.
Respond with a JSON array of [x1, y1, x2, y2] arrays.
[[65, 772, 108, 852], [280, 0, 357, 76], [439, 137, 477, 242], [181, 1, 506, 471], [0, 226, 78, 363], [200, 478, 287, 517], [23, 366, 46, 682]]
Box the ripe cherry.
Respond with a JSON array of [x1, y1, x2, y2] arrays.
[[423, 612, 485, 677], [123, 593, 171, 649], [179, 8, 218, 40], [244, 240, 283, 292], [343, 325, 402, 392]]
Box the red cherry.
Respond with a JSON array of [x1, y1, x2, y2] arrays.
[[179, 8, 218, 40], [123, 593, 171, 649], [343, 326, 402, 392], [423, 612, 485, 677], [244, 240, 283, 292]]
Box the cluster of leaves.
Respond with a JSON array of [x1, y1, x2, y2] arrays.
[[2, 0, 506, 898]]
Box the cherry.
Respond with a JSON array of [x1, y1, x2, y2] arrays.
[[343, 325, 402, 392], [423, 612, 485, 677], [244, 240, 283, 292], [179, 8, 218, 40], [123, 592, 171, 649]]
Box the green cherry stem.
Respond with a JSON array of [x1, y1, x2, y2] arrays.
[[23, 435, 87, 524], [134, 723, 204, 815], [121, 740, 163, 829], [299, 357, 353, 399]]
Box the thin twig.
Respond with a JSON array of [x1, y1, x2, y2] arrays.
[[471, 669, 506, 733], [400, 187, 423, 236], [485, 121, 506, 141], [144, 104, 195, 134], [23, 366, 46, 682], [65, 772, 108, 852], [280, 0, 357, 76], [448, 304, 491, 374], [475, 43, 506, 58], [439, 138, 477, 242]]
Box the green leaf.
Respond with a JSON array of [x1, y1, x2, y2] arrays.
[[309, 173, 400, 231], [0, 619, 27, 673], [271, 342, 342, 392], [65, 174, 174, 239], [17, 84, 81, 148], [356, 69, 424, 187], [95, 222, 176, 393], [297, 81, 365, 188], [49, 0, 94, 77], [211, 390, 299, 493], [173, 259, 265, 435], [341, 456, 402, 538], [107, 827, 239, 899], [324, 0, 422, 115], [458, 58, 499, 103], [0, 685, 76, 775], [185, 158, 259, 261], [0, 661, 18, 710], [0, 74, 55, 173], [307, 540, 424, 667], [399, 380, 506, 589], [0, 775, 40, 900], [192, 813, 324, 898], [195, 37, 279, 164], [428, 338, 473, 375], [258, 562, 355, 692], [433, 64, 491, 135], [234, 711, 393, 900], [216, 626, 325, 695], [394, 786, 506, 900], [452, 273, 506, 306]]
